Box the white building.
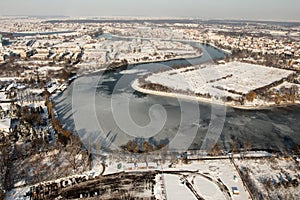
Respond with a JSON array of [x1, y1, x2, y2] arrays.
[[125, 163, 135, 170], [136, 163, 147, 170]]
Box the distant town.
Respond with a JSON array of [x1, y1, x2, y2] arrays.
[[0, 16, 299, 200]]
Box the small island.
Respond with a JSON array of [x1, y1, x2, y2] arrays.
[[132, 62, 300, 109]]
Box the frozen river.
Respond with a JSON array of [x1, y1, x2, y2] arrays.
[[54, 44, 300, 153]]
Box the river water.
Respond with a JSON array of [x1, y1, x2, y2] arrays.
[[54, 44, 300, 153]]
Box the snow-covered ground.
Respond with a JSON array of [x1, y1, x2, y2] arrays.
[[120, 69, 148, 75], [193, 175, 226, 200], [6, 186, 31, 200], [235, 158, 300, 199], [135, 62, 296, 108], [37, 66, 63, 72], [163, 174, 197, 200], [145, 62, 293, 97], [9, 155, 277, 200], [161, 160, 251, 200], [6, 170, 102, 200], [0, 77, 23, 81], [273, 81, 300, 93], [102, 157, 251, 200]]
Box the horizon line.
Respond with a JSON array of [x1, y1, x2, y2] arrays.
[[0, 15, 300, 23]]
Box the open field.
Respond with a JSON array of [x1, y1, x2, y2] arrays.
[[133, 62, 299, 109]]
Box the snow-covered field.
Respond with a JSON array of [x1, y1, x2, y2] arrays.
[[163, 174, 197, 200], [235, 158, 300, 199], [135, 62, 296, 108], [145, 62, 293, 98]]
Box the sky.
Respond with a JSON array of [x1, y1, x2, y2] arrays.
[[1, 0, 300, 21]]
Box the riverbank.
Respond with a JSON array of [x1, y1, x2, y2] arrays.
[[132, 79, 300, 110], [205, 43, 232, 55], [111, 34, 231, 56], [76, 51, 204, 77]]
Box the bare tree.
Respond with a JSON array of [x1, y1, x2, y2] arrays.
[[242, 140, 252, 159], [230, 138, 238, 157], [65, 136, 86, 172]]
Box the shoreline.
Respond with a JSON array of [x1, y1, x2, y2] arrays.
[[76, 52, 204, 77], [205, 43, 232, 55], [131, 79, 300, 110], [128, 52, 203, 66]]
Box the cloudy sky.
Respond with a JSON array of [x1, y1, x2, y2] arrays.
[[1, 0, 300, 21]]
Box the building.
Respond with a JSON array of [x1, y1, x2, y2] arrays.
[[125, 163, 135, 171], [147, 162, 158, 169], [136, 163, 147, 170]]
